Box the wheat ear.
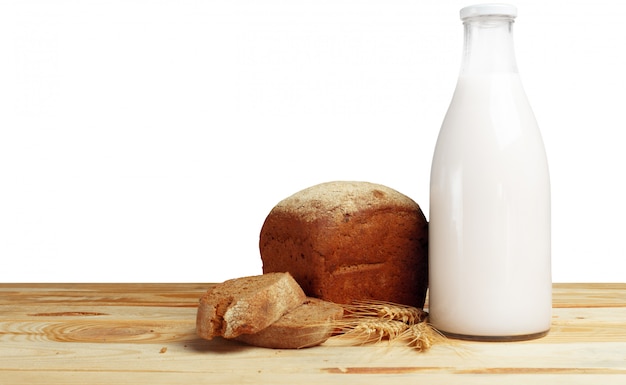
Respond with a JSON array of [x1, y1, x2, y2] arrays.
[[343, 299, 428, 324], [324, 300, 445, 352]]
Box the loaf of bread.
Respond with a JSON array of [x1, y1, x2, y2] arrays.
[[196, 272, 306, 339], [234, 297, 344, 349], [259, 181, 429, 308]]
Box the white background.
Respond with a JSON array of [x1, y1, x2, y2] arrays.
[[1, 0, 624, 282]]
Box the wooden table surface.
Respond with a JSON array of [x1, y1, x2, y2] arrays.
[[1, 283, 625, 384]]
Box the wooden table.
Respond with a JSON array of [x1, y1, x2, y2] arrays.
[[1, 283, 625, 384]]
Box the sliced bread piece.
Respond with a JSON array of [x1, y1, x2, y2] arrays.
[[234, 297, 344, 349], [196, 272, 306, 340]]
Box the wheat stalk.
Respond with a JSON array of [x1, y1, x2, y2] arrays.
[[332, 318, 409, 344], [398, 322, 446, 352], [325, 300, 444, 352], [343, 299, 428, 324]]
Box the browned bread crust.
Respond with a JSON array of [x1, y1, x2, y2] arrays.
[[234, 297, 344, 349], [260, 181, 428, 308], [196, 272, 306, 339]]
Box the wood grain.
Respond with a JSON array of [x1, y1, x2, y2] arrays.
[[1, 283, 625, 384]]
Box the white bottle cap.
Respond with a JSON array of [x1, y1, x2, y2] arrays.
[[460, 3, 517, 20]]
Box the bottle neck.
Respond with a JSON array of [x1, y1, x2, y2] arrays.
[[461, 16, 518, 75]]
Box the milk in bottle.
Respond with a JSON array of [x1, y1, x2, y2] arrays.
[[428, 4, 552, 341]]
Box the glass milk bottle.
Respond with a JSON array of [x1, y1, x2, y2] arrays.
[[429, 4, 552, 341]]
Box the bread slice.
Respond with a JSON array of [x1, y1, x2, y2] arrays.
[[196, 272, 306, 340], [234, 297, 344, 349]]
